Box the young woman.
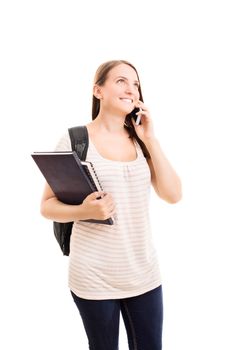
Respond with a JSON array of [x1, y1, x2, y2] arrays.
[[41, 60, 182, 350]]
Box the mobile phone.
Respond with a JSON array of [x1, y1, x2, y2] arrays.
[[130, 107, 142, 125]]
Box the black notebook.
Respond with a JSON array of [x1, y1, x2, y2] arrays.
[[31, 151, 113, 225]]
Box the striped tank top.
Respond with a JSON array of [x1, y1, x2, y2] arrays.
[[55, 130, 161, 300]]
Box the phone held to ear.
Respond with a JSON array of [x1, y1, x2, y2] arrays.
[[130, 107, 142, 125]]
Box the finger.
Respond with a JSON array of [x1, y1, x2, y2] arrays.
[[106, 206, 115, 218], [89, 191, 105, 200], [135, 100, 145, 109], [131, 115, 143, 127], [102, 198, 113, 210], [136, 100, 143, 108], [108, 202, 115, 212], [102, 193, 112, 202]]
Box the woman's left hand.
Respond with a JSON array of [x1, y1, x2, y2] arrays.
[[131, 101, 155, 143]]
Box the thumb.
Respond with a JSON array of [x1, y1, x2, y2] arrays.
[[88, 191, 105, 200]]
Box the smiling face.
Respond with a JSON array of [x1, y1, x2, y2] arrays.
[[93, 63, 140, 116]]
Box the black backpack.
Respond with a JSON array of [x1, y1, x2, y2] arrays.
[[53, 125, 89, 256]]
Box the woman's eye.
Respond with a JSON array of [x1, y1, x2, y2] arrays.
[[116, 79, 139, 89]]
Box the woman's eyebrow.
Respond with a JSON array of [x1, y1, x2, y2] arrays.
[[115, 75, 139, 84]]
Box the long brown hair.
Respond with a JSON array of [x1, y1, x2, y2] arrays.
[[92, 60, 150, 159]]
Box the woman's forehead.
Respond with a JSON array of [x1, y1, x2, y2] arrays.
[[108, 63, 138, 80]]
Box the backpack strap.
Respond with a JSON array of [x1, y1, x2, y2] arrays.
[[68, 125, 89, 161]]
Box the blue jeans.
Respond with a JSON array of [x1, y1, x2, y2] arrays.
[[71, 285, 163, 350]]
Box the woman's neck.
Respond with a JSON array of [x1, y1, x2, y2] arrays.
[[88, 113, 127, 135]]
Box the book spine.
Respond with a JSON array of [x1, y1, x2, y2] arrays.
[[83, 165, 103, 192], [90, 163, 103, 191]]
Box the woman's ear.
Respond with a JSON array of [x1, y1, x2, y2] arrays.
[[93, 84, 102, 99]]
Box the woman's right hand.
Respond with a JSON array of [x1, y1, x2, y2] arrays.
[[81, 192, 116, 221]]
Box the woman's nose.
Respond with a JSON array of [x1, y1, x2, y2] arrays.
[[125, 83, 134, 94]]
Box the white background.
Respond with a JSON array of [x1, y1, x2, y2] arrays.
[[1, 0, 233, 349]]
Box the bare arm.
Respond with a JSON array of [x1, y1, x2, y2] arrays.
[[132, 101, 182, 204], [40, 182, 116, 222], [146, 138, 182, 203]]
